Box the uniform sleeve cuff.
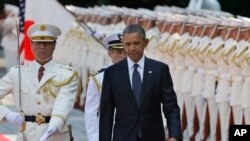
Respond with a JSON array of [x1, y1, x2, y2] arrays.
[[0, 105, 12, 121]]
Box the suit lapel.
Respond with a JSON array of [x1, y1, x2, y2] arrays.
[[121, 59, 138, 109], [139, 57, 153, 108]]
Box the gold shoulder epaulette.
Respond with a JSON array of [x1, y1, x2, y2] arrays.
[[89, 68, 106, 77], [89, 71, 99, 77], [61, 65, 74, 71]]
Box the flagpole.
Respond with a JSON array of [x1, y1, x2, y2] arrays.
[[16, 21, 22, 113]]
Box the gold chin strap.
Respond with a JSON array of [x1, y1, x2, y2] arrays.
[[31, 36, 57, 41]]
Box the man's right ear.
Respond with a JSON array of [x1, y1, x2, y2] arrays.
[[108, 50, 112, 57]]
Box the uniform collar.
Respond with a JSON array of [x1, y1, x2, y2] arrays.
[[34, 60, 54, 72]]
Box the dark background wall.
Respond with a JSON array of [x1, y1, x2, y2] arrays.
[[57, 0, 250, 17], [2, 0, 250, 17]]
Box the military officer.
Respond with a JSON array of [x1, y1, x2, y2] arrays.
[[84, 33, 126, 141], [0, 23, 80, 141]]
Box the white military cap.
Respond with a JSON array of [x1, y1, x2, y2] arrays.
[[166, 13, 177, 22], [103, 33, 123, 50], [174, 14, 189, 23], [229, 17, 243, 27], [142, 11, 157, 21], [196, 17, 208, 25], [206, 15, 221, 25], [237, 16, 250, 27], [156, 12, 168, 21], [220, 17, 231, 26], [129, 9, 143, 17], [27, 23, 61, 42]]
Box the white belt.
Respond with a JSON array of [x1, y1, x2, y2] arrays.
[[219, 73, 231, 80], [206, 69, 218, 76], [197, 69, 205, 74], [232, 76, 243, 82], [176, 66, 185, 70], [245, 77, 250, 81], [169, 65, 174, 70], [188, 66, 196, 72]]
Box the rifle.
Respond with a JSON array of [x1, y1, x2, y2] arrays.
[[68, 124, 74, 141]]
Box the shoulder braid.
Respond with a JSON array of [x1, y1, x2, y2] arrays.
[[47, 70, 81, 98]]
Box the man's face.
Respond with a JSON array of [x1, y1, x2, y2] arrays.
[[123, 32, 148, 63], [108, 48, 126, 64], [31, 41, 56, 64]]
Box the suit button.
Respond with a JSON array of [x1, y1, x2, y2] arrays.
[[37, 91, 40, 94], [37, 101, 41, 105]]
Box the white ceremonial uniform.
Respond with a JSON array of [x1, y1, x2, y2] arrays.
[[85, 32, 124, 141], [145, 27, 161, 60], [155, 32, 170, 129], [160, 32, 176, 76], [229, 40, 248, 124], [156, 32, 170, 62], [216, 38, 236, 141], [0, 60, 79, 141], [167, 33, 181, 92], [187, 36, 201, 139], [192, 36, 208, 141], [179, 33, 196, 139], [85, 69, 105, 141], [241, 49, 250, 124], [1, 17, 19, 70], [204, 36, 223, 140]]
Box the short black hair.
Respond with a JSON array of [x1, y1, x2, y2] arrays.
[[123, 24, 146, 39]]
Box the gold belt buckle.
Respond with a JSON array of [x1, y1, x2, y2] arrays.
[[36, 113, 45, 125]]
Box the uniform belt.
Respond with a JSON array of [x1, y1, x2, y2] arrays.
[[197, 69, 205, 74], [219, 73, 231, 80], [25, 113, 51, 125], [176, 66, 185, 70], [206, 69, 218, 76], [245, 77, 250, 81], [232, 76, 243, 81], [188, 66, 196, 72]]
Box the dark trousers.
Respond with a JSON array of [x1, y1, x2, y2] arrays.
[[136, 136, 143, 141]]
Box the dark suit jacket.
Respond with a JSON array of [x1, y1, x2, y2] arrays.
[[99, 57, 182, 141]]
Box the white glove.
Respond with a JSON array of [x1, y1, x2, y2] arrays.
[[39, 126, 59, 141], [5, 112, 23, 128]]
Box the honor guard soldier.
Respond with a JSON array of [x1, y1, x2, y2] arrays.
[[0, 23, 80, 141], [241, 30, 250, 125], [204, 16, 223, 141], [85, 33, 126, 141], [229, 18, 249, 125], [216, 18, 241, 141]]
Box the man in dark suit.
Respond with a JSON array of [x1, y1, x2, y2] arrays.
[[99, 24, 182, 141]]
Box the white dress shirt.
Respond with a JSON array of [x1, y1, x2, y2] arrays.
[[127, 56, 145, 88]]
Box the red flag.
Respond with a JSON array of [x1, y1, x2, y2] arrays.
[[19, 20, 34, 61]]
